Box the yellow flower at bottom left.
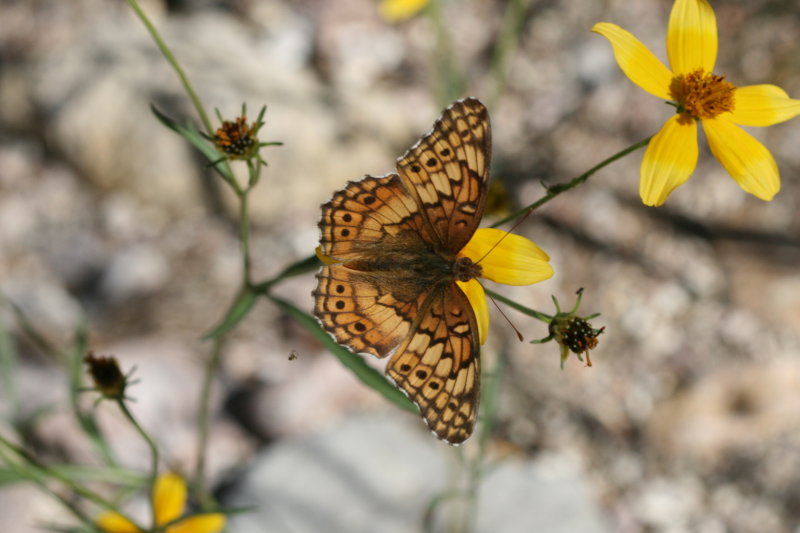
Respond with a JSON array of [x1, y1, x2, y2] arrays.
[[97, 473, 225, 533]]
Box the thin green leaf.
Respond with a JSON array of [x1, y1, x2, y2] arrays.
[[150, 105, 230, 174], [0, 464, 143, 489], [0, 467, 29, 486], [4, 296, 59, 361], [202, 287, 257, 340], [0, 311, 19, 415], [268, 295, 416, 413], [477, 351, 504, 455], [67, 323, 117, 466], [253, 254, 321, 294], [48, 465, 146, 487], [37, 524, 92, 533]]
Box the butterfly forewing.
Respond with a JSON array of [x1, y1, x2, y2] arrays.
[[313, 97, 491, 444], [318, 173, 432, 261], [315, 173, 437, 358], [396, 98, 491, 253]]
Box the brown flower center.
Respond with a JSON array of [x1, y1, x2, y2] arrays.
[[670, 68, 736, 120], [214, 116, 258, 157]]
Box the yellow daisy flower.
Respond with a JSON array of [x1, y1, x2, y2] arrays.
[[379, 0, 429, 22], [455, 227, 553, 345], [593, 0, 800, 206], [97, 473, 225, 533]]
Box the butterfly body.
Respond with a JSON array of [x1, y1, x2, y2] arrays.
[[313, 98, 491, 444]]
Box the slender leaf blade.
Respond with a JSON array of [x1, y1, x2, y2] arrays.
[[202, 288, 257, 340], [268, 295, 416, 413], [150, 105, 222, 165]]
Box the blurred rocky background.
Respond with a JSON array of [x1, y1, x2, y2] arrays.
[[1, 0, 799, 532]]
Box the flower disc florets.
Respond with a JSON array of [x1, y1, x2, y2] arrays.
[[85, 352, 128, 400], [671, 68, 736, 120], [214, 115, 260, 159], [531, 288, 603, 368]]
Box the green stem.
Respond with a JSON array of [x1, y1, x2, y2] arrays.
[[461, 350, 506, 532], [69, 325, 119, 467], [0, 434, 138, 530], [126, 0, 214, 135], [488, 0, 531, 106], [427, 0, 465, 106], [4, 296, 60, 362], [117, 399, 159, 526], [239, 191, 252, 285], [0, 312, 19, 417], [491, 136, 652, 228], [194, 335, 224, 504], [486, 288, 552, 323]]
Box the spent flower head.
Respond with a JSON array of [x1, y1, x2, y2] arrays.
[[593, 0, 800, 206], [207, 104, 282, 166], [84, 352, 129, 400], [532, 289, 604, 368]]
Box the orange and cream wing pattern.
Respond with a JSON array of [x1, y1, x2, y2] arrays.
[[317, 173, 433, 262], [396, 97, 491, 253], [314, 172, 433, 358], [314, 264, 429, 360], [314, 97, 492, 444], [386, 283, 480, 444]]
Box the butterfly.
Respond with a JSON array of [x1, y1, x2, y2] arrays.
[[313, 98, 491, 444]]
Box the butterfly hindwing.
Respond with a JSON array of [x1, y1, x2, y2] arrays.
[[314, 264, 431, 359], [386, 282, 480, 444]]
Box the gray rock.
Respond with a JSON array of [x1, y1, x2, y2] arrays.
[[227, 414, 610, 533]]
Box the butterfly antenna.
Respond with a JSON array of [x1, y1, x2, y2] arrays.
[[484, 284, 524, 342], [475, 207, 535, 266]]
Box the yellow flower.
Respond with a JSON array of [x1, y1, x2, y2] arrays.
[[379, 0, 429, 22], [97, 473, 225, 533], [593, 0, 800, 206], [456, 227, 553, 345]]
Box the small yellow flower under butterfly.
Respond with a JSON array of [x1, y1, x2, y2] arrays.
[[97, 473, 225, 533], [593, 0, 800, 206], [455, 227, 552, 346]]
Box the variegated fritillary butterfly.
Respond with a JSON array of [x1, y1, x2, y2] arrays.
[[313, 98, 490, 444]]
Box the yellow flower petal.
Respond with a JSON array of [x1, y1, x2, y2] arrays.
[[168, 513, 227, 533], [379, 0, 429, 22], [153, 473, 187, 526], [460, 228, 552, 286], [96, 512, 139, 533], [315, 245, 341, 265], [456, 279, 488, 346], [730, 84, 800, 127], [702, 117, 780, 201], [667, 0, 717, 74], [591, 22, 673, 99], [640, 114, 698, 206]]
